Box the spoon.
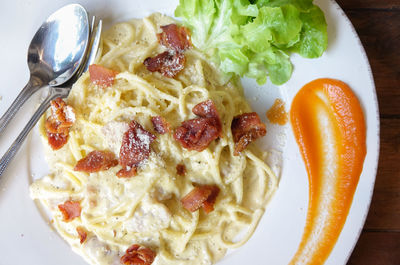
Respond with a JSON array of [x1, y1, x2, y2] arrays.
[[0, 16, 103, 177], [0, 4, 90, 135]]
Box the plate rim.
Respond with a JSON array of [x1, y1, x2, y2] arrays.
[[329, 0, 380, 263]]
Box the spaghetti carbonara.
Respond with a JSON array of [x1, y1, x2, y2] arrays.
[[30, 13, 278, 265]]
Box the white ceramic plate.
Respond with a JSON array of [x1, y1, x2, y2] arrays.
[[0, 0, 379, 264]]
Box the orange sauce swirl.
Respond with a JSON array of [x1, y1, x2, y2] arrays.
[[289, 78, 366, 264]]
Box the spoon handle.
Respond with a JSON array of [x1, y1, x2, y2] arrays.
[[0, 87, 69, 177], [0, 77, 43, 135]]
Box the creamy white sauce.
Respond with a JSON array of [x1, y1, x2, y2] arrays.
[[101, 121, 129, 155], [123, 196, 171, 233]]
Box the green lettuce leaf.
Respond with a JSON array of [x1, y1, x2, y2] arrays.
[[246, 48, 292, 85], [290, 5, 328, 58], [232, 0, 259, 25], [254, 0, 314, 11], [174, 0, 216, 50], [175, 0, 327, 85], [247, 5, 303, 46], [219, 48, 249, 75], [264, 49, 293, 85]]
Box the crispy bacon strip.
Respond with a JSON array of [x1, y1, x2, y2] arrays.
[[144, 23, 192, 78], [176, 164, 186, 176], [144, 51, 185, 78], [174, 118, 219, 151], [119, 120, 156, 175], [116, 166, 137, 178], [76, 226, 87, 244], [231, 112, 267, 155], [181, 184, 220, 213], [151, 116, 170, 134], [47, 133, 69, 150], [45, 98, 75, 134], [74, 150, 118, 173], [120, 244, 156, 265], [192, 100, 217, 117], [201, 185, 220, 214], [89, 64, 118, 87], [58, 201, 81, 222], [174, 100, 222, 151], [181, 187, 211, 212], [192, 99, 222, 135], [45, 98, 75, 150], [158, 24, 192, 52]]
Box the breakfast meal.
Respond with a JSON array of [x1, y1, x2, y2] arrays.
[[30, 13, 278, 265]]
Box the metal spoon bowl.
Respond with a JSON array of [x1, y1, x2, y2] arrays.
[[0, 4, 89, 134], [0, 16, 103, 177]]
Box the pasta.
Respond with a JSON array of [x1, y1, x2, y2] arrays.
[[30, 13, 278, 265]]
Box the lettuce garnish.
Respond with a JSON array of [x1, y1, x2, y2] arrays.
[[175, 0, 327, 85]]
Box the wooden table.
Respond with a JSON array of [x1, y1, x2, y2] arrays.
[[334, 0, 400, 264]]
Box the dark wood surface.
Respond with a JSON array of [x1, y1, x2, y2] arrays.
[[334, 0, 400, 264]]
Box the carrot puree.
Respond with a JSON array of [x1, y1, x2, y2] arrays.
[[289, 78, 366, 264]]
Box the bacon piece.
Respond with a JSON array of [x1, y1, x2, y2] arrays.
[[193, 100, 218, 118], [201, 185, 220, 214], [120, 244, 156, 265], [158, 24, 192, 52], [76, 226, 87, 244], [117, 166, 137, 178], [181, 186, 211, 212], [181, 184, 220, 213], [58, 200, 81, 222], [89, 64, 118, 87], [174, 118, 220, 151], [231, 112, 267, 155], [74, 150, 118, 173], [45, 98, 75, 150], [192, 99, 222, 135], [151, 116, 170, 134], [47, 133, 69, 150], [176, 164, 186, 176], [174, 100, 222, 151], [144, 51, 185, 78], [45, 98, 75, 134], [143, 24, 192, 78], [119, 120, 156, 171]]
